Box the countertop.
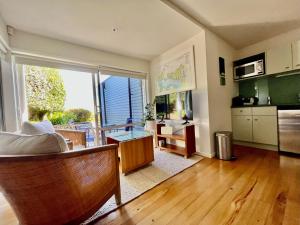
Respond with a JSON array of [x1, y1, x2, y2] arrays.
[[232, 104, 300, 110], [231, 104, 276, 108]]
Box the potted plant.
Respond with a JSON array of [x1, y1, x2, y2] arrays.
[[144, 102, 156, 132]]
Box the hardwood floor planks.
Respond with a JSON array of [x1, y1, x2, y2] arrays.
[[0, 146, 300, 225], [173, 149, 263, 225], [97, 146, 300, 225], [99, 159, 217, 225], [155, 152, 258, 224], [110, 161, 220, 225], [0, 194, 18, 225]]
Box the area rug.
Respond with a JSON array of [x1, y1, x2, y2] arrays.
[[84, 149, 203, 224]]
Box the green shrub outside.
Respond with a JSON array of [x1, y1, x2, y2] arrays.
[[47, 111, 76, 125], [67, 108, 92, 122], [46, 109, 92, 125]]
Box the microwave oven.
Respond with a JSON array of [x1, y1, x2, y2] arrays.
[[233, 53, 265, 80]]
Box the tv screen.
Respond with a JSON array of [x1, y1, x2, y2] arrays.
[[155, 90, 193, 120], [155, 95, 168, 118]]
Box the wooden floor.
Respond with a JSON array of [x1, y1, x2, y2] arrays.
[[1, 146, 300, 225]]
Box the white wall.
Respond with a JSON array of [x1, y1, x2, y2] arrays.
[[205, 30, 237, 155], [0, 14, 9, 52], [10, 29, 150, 73], [150, 31, 212, 156], [150, 30, 236, 157], [0, 14, 18, 131], [1, 54, 19, 131], [236, 27, 300, 59]]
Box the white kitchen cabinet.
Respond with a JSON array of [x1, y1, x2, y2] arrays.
[[267, 44, 293, 74], [232, 107, 278, 146], [292, 40, 300, 70], [232, 115, 253, 142], [252, 115, 278, 145]]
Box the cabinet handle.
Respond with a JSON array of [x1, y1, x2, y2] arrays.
[[254, 118, 258, 121], [240, 110, 243, 112], [285, 66, 290, 69], [296, 64, 300, 67], [247, 118, 251, 121]]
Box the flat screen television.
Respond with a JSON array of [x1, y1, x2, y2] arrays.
[[155, 90, 193, 120]]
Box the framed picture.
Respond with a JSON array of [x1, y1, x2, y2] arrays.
[[155, 46, 196, 96]]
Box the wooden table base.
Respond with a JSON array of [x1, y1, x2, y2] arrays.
[[107, 135, 154, 174]]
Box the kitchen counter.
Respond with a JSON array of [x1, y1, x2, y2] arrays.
[[232, 104, 300, 110], [277, 104, 300, 110], [231, 105, 276, 108]]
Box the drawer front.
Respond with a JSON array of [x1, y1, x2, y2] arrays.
[[252, 107, 277, 116], [232, 107, 252, 116]]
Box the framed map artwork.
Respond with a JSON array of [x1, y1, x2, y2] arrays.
[[156, 46, 196, 96]]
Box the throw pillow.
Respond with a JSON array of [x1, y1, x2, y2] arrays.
[[0, 132, 68, 155], [21, 120, 55, 135]]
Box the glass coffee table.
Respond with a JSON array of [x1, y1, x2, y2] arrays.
[[106, 130, 154, 174]]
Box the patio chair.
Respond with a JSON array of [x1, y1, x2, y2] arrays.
[[55, 128, 87, 148], [25, 121, 87, 149], [0, 145, 121, 225], [74, 122, 95, 146], [125, 118, 133, 131]]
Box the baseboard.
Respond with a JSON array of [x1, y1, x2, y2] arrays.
[[234, 141, 278, 151], [195, 151, 215, 158]]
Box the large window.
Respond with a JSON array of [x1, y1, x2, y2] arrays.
[[17, 61, 147, 147], [100, 75, 145, 128], [19, 64, 98, 147]]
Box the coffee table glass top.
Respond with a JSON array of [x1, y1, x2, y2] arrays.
[[106, 130, 151, 142]]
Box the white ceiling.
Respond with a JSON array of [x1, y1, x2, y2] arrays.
[[168, 0, 300, 49], [1, 0, 299, 59], [0, 0, 200, 60]]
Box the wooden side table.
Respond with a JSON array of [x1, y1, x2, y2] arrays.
[[106, 131, 154, 174], [156, 124, 196, 158]]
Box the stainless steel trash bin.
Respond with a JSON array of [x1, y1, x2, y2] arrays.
[[215, 131, 233, 160]]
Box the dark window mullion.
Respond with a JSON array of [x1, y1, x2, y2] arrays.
[[128, 78, 133, 119]]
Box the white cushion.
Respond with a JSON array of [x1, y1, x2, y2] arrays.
[[21, 121, 55, 135], [0, 132, 68, 155]]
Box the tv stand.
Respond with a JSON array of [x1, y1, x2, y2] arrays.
[[156, 124, 196, 158]]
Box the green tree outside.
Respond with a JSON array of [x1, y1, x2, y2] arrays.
[[25, 66, 66, 121]]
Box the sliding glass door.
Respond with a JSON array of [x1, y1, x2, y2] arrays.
[[18, 63, 100, 147], [15, 57, 147, 146], [97, 72, 146, 138]]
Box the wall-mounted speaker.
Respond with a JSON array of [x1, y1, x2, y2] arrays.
[[219, 57, 225, 75], [7, 25, 14, 36], [219, 57, 225, 86]]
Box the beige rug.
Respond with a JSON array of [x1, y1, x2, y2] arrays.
[[84, 149, 203, 224]]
